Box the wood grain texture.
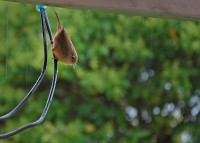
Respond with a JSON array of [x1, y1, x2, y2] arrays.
[[2, 0, 200, 20]]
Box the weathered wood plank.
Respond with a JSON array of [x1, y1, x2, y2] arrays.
[[2, 0, 200, 20]]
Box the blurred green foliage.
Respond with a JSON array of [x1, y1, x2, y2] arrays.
[[0, 1, 200, 143]]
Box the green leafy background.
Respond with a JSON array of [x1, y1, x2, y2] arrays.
[[0, 1, 200, 143]]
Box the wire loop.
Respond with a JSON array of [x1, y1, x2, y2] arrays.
[[0, 6, 58, 139]]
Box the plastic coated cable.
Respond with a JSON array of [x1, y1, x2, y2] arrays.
[[0, 10, 48, 121], [0, 7, 58, 139]]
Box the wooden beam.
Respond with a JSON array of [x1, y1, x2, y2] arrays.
[[2, 0, 200, 20]]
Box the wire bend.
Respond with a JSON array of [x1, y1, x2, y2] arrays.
[[0, 9, 48, 121], [0, 7, 58, 138]]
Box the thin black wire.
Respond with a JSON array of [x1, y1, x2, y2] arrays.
[[44, 10, 54, 46], [0, 12, 48, 121], [0, 8, 58, 138]]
